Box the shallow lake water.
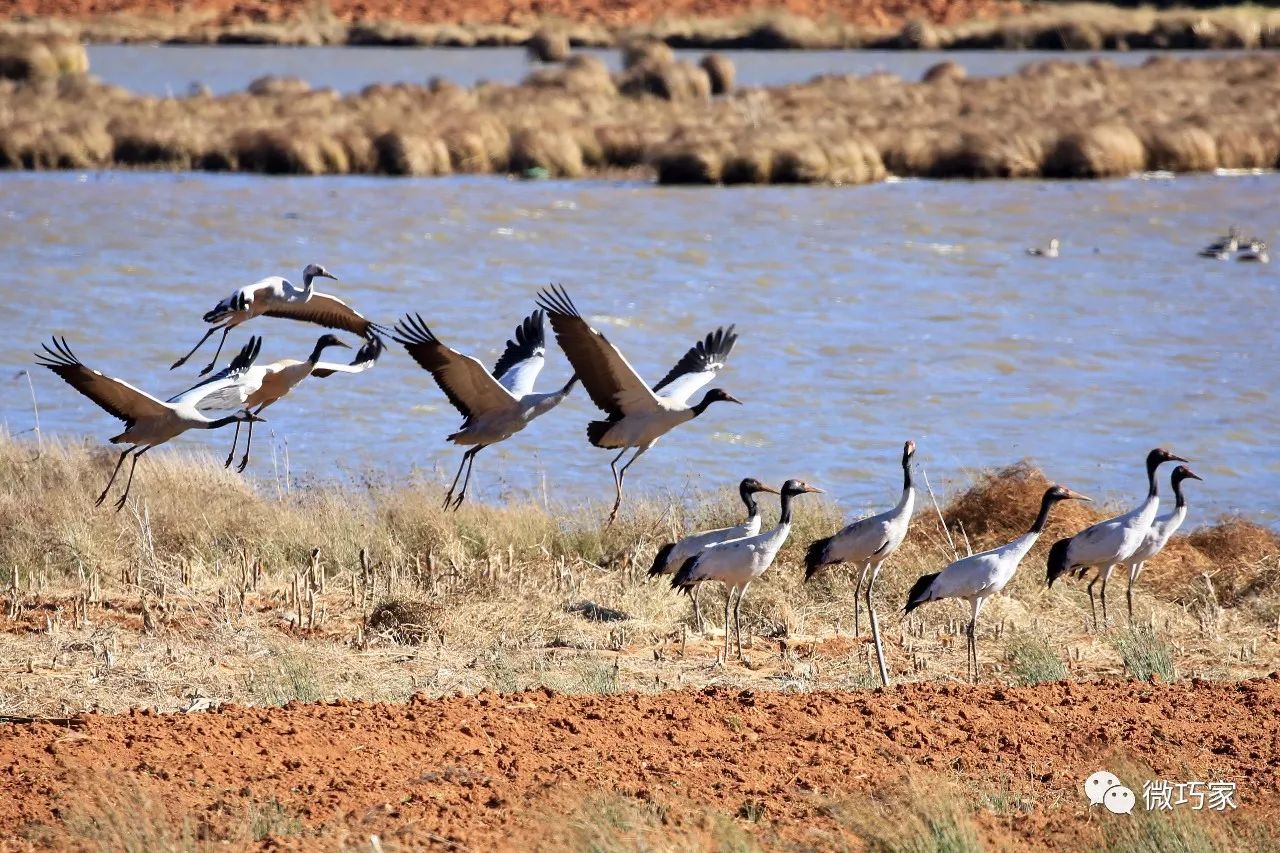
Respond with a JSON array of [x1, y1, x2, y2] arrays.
[[1, 171, 1276, 520], [87, 44, 1253, 95]]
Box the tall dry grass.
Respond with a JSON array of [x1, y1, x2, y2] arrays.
[[2, 48, 1277, 185], [0, 434, 1277, 718]]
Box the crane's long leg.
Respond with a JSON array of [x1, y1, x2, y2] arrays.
[[95, 447, 134, 506], [114, 446, 152, 512], [1098, 567, 1111, 629], [722, 585, 734, 663], [198, 326, 233, 376], [968, 597, 986, 684], [1086, 570, 1100, 632], [606, 447, 628, 525], [607, 446, 648, 527], [853, 561, 870, 635], [1126, 562, 1144, 625], [223, 420, 241, 468], [449, 445, 486, 510], [171, 327, 218, 370], [866, 563, 889, 687], [692, 584, 705, 634], [235, 407, 263, 473], [443, 450, 471, 509], [735, 582, 750, 661]]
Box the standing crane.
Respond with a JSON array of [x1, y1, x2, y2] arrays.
[[36, 337, 264, 509], [670, 479, 823, 662], [905, 484, 1091, 682], [1122, 465, 1202, 623], [536, 284, 740, 524], [392, 309, 577, 509], [171, 264, 384, 375], [804, 440, 916, 686], [1046, 447, 1187, 630], [648, 478, 779, 633]]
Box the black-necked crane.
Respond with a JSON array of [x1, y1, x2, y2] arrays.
[[648, 478, 780, 633], [535, 284, 740, 525], [1199, 226, 1240, 258], [171, 264, 384, 375], [218, 334, 383, 472], [392, 309, 577, 510], [36, 336, 264, 510], [804, 440, 916, 686], [1238, 240, 1269, 263], [1046, 447, 1187, 630], [1026, 238, 1059, 258], [670, 479, 823, 662], [1122, 465, 1202, 623], [905, 484, 1091, 683]]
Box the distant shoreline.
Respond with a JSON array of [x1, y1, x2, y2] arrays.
[[2, 4, 1279, 51], [3, 50, 1279, 185]]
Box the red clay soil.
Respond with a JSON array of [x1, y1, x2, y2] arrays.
[[0, 0, 1019, 28], [2, 677, 1279, 849]]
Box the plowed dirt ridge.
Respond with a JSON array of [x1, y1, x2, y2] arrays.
[[0, 0, 1014, 28], [2, 677, 1278, 849]]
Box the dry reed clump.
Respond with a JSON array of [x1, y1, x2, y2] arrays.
[[526, 27, 570, 63], [368, 597, 443, 644], [618, 59, 711, 102], [1142, 125, 1219, 173], [1042, 125, 1146, 179], [699, 53, 735, 96], [373, 130, 452, 176], [621, 39, 674, 71], [0, 36, 88, 80], [942, 461, 1103, 551], [509, 126, 586, 177], [246, 75, 311, 96], [922, 60, 966, 84]]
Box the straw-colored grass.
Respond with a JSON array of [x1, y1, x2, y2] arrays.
[[0, 434, 1277, 717], [2, 48, 1277, 185]]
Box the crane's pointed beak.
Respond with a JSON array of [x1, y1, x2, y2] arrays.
[[757, 484, 781, 495], [1068, 490, 1093, 502], [725, 393, 743, 405], [1170, 453, 1190, 463], [802, 485, 825, 494], [323, 272, 339, 281], [336, 339, 352, 348]]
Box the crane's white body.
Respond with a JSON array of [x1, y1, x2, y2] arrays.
[[678, 520, 793, 592], [653, 512, 763, 579], [207, 274, 311, 324], [913, 531, 1040, 610], [393, 310, 575, 509], [1066, 494, 1159, 573], [536, 284, 739, 524], [805, 442, 917, 687], [1122, 467, 1199, 622]]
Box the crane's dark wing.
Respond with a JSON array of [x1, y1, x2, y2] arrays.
[[392, 313, 517, 421], [652, 325, 737, 406], [492, 309, 546, 397], [36, 337, 170, 425], [535, 284, 657, 419]]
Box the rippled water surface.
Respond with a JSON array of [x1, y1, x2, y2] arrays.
[[1, 172, 1276, 519], [87, 44, 1253, 95]]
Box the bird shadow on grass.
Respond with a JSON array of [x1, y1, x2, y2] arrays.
[[564, 600, 630, 623]]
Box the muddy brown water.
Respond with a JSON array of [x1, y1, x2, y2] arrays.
[[1, 171, 1275, 519]]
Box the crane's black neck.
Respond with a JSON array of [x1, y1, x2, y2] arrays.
[[307, 341, 330, 363], [902, 452, 914, 493], [691, 395, 716, 416], [205, 414, 242, 430], [1146, 454, 1161, 499], [1173, 477, 1188, 509], [778, 490, 797, 526], [560, 375, 579, 395], [302, 271, 316, 289], [740, 485, 760, 520], [1029, 493, 1059, 535]]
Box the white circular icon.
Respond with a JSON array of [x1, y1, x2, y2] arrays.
[[1104, 785, 1136, 815], [1084, 771, 1123, 806]]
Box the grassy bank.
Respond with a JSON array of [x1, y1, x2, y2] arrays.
[[2, 49, 1279, 184], [3, 4, 1280, 49], [0, 434, 1276, 717]]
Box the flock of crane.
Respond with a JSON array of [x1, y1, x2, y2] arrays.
[[36, 265, 1201, 683]]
